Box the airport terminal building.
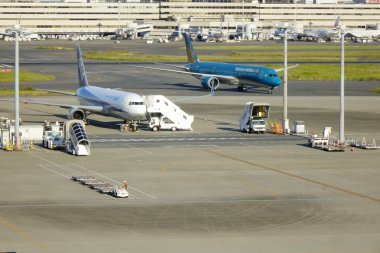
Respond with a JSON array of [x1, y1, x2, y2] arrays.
[[0, 0, 380, 35]]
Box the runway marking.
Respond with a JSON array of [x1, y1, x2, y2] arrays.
[[30, 154, 124, 200], [30, 150, 153, 199], [0, 215, 47, 249], [203, 149, 380, 204], [39, 164, 72, 179], [120, 143, 152, 154], [91, 137, 270, 143]]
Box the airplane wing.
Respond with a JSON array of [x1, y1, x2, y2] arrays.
[[154, 62, 189, 71], [275, 64, 299, 73], [130, 64, 239, 84], [35, 88, 76, 96], [0, 98, 103, 112], [172, 81, 215, 102]]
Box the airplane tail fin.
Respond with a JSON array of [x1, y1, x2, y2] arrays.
[[77, 45, 89, 87], [182, 33, 199, 63], [334, 16, 342, 28]]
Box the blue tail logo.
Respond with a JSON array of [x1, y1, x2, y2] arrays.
[[183, 33, 199, 63], [77, 45, 89, 87]]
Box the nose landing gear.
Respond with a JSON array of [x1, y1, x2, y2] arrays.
[[120, 120, 138, 132]]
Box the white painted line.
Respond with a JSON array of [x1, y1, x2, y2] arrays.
[[39, 164, 71, 179], [121, 143, 152, 155]]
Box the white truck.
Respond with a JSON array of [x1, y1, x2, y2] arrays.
[[144, 95, 194, 132], [149, 115, 178, 131], [239, 102, 270, 134], [42, 121, 66, 149]]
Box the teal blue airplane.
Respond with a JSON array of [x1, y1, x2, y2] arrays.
[[133, 33, 296, 94]]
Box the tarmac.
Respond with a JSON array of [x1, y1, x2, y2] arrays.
[[0, 40, 380, 253]]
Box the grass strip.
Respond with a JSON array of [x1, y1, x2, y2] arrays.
[[84, 50, 186, 62], [36, 46, 74, 50], [265, 64, 380, 81], [0, 70, 55, 83], [0, 87, 75, 96], [191, 44, 380, 51], [83, 49, 380, 62], [84, 50, 380, 81]]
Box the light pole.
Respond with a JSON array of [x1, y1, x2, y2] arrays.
[[283, 27, 289, 134], [242, 1, 245, 39], [13, 24, 21, 151], [118, 0, 121, 30], [242, 0, 245, 23], [339, 27, 346, 143]]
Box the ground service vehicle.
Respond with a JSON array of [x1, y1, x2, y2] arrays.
[[239, 102, 270, 134]]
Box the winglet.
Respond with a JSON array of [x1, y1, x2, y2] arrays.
[[182, 33, 199, 63], [77, 45, 89, 87], [275, 64, 299, 73]]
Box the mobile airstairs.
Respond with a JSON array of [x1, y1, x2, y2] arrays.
[[144, 95, 194, 131], [64, 120, 90, 156]]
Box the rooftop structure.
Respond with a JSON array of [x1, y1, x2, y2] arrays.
[[0, 2, 379, 34]]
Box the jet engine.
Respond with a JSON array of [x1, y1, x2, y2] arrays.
[[201, 76, 220, 90], [67, 108, 85, 120]]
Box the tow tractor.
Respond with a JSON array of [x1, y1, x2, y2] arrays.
[[42, 121, 65, 149]]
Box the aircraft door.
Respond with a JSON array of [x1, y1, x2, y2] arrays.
[[258, 70, 264, 80]]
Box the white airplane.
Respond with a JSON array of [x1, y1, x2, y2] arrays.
[[345, 28, 380, 43], [294, 16, 342, 42], [8, 45, 147, 128]]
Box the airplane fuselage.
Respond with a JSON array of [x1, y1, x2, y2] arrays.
[[188, 61, 282, 89], [76, 86, 146, 121]]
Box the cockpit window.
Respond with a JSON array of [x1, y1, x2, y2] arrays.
[[129, 102, 145, 105]]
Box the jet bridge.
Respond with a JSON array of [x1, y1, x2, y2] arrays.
[[64, 120, 90, 156], [144, 95, 194, 131]]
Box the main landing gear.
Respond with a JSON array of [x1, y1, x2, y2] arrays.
[[237, 86, 248, 92]]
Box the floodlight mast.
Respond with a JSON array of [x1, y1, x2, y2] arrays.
[[13, 23, 21, 151], [282, 25, 289, 134], [339, 26, 346, 144]]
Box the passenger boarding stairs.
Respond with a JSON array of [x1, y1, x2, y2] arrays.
[[144, 95, 194, 131], [64, 120, 90, 156]]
